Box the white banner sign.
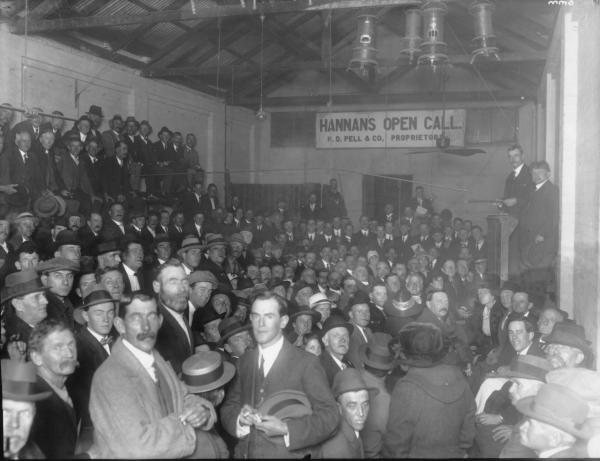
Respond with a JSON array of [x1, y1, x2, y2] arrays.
[[316, 109, 466, 149]]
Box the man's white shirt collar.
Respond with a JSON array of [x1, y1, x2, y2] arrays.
[[513, 163, 524, 177], [122, 339, 156, 382], [257, 334, 284, 377], [87, 327, 111, 355], [535, 179, 549, 191]]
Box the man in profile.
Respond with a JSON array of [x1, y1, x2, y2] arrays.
[[89, 293, 217, 458]]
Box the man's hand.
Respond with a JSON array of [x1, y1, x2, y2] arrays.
[[239, 404, 262, 427], [534, 235, 545, 244], [477, 413, 503, 426], [254, 415, 289, 437], [502, 198, 517, 207], [492, 424, 513, 443], [117, 194, 125, 203], [180, 405, 209, 429], [0, 184, 18, 195], [6, 340, 27, 362]]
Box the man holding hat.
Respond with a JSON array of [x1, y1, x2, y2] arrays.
[[198, 233, 233, 291], [1, 271, 48, 361], [320, 314, 355, 386], [359, 332, 395, 458], [2, 359, 51, 459], [67, 289, 117, 451], [319, 368, 378, 458], [37, 257, 79, 330], [383, 322, 476, 458], [220, 291, 339, 458]]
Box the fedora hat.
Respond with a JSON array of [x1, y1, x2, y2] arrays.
[[205, 233, 227, 250], [80, 289, 116, 311], [258, 390, 312, 421], [495, 355, 551, 382], [182, 351, 235, 393], [87, 105, 103, 117], [157, 126, 172, 137], [289, 304, 321, 323], [1, 360, 52, 402], [95, 239, 120, 256], [331, 368, 379, 399], [37, 256, 79, 274], [54, 229, 81, 250], [320, 314, 353, 338], [33, 193, 59, 218], [195, 306, 223, 328], [516, 383, 592, 439], [398, 322, 448, 368], [218, 317, 251, 345], [545, 322, 592, 356], [309, 293, 330, 309], [0, 271, 45, 304], [54, 195, 67, 216], [177, 237, 203, 256], [546, 368, 600, 408], [189, 270, 218, 289], [359, 332, 396, 371], [228, 233, 245, 247]]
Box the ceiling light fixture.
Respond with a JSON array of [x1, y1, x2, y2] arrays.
[[256, 14, 267, 121], [418, 1, 448, 70], [469, 0, 499, 63], [348, 14, 378, 80]]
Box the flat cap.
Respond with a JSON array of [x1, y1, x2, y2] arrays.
[[37, 257, 79, 274], [189, 270, 218, 288]]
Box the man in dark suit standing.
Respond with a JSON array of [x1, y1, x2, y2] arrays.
[[67, 289, 116, 451], [181, 179, 204, 222], [0, 126, 39, 205], [221, 292, 339, 458], [498, 145, 533, 277], [353, 216, 372, 253], [517, 161, 559, 290], [100, 115, 123, 158], [301, 192, 322, 221], [101, 141, 130, 204], [154, 261, 194, 376]]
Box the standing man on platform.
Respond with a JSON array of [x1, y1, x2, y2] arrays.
[[220, 292, 339, 458], [498, 145, 533, 278]]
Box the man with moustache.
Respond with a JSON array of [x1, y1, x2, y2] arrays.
[[154, 261, 194, 375], [67, 289, 117, 451], [100, 202, 127, 243], [78, 212, 102, 257], [29, 319, 79, 459], [88, 293, 217, 458]]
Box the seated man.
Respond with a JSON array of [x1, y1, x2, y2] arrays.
[[544, 322, 594, 370], [88, 293, 217, 458]]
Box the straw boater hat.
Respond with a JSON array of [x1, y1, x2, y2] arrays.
[[0, 271, 45, 304], [309, 293, 331, 310], [205, 233, 227, 250], [2, 360, 52, 402], [181, 351, 235, 393], [516, 383, 592, 439]]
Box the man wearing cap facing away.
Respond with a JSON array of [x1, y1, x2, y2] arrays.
[[220, 292, 339, 458], [28, 319, 79, 459], [37, 257, 79, 330], [320, 314, 355, 386], [66, 289, 117, 452], [88, 293, 217, 458], [320, 368, 376, 458], [1, 271, 48, 361], [2, 359, 51, 459], [218, 317, 253, 365]]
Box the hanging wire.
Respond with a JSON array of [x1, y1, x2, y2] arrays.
[[328, 10, 333, 107], [259, 14, 265, 111], [215, 18, 222, 97]]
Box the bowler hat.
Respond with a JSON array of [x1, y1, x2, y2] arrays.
[[545, 322, 592, 357], [128, 208, 145, 219], [153, 233, 171, 247], [16, 240, 38, 255], [189, 270, 218, 289], [88, 105, 103, 117], [54, 229, 81, 249], [348, 291, 370, 307], [331, 368, 379, 399], [177, 237, 203, 256], [218, 317, 251, 345], [33, 193, 60, 218], [320, 314, 353, 338], [80, 289, 116, 311], [516, 383, 592, 439], [111, 114, 123, 122], [495, 355, 551, 382], [258, 390, 312, 421], [228, 233, 245, 246], [205, 233, 227, 250], [398, 322, 448, 368], [0, 271, 45, 304], [235, 276, 254, 291], [359, 332, 396, 371], [37, 256, 79, 274], [95, 239, 119, 256], [500, 280, 520, 293], [125, 116, 139, 125], [1, 360, 52, 402], [289, 304, 321, 323], [182, 351, 235, 393], [195, 306, 223, 328]]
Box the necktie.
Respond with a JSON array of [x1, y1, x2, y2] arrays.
[[100, 336, 113, 347], [152, 363, 173, 416], [23, 152, 29, 163], [259, 354, 265, 378]]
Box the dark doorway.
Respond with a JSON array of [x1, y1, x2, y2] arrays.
[[362, 174, 413, 220]]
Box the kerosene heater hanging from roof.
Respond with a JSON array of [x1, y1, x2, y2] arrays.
[[417, 0, 449, 70], [348, 14, 378, 80], [469, 0, 500, 63]]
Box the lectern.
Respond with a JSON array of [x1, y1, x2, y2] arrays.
[[486, 214, 518, 281]]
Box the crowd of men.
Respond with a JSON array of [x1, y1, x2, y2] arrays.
[[1, 104, 598, 459]]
